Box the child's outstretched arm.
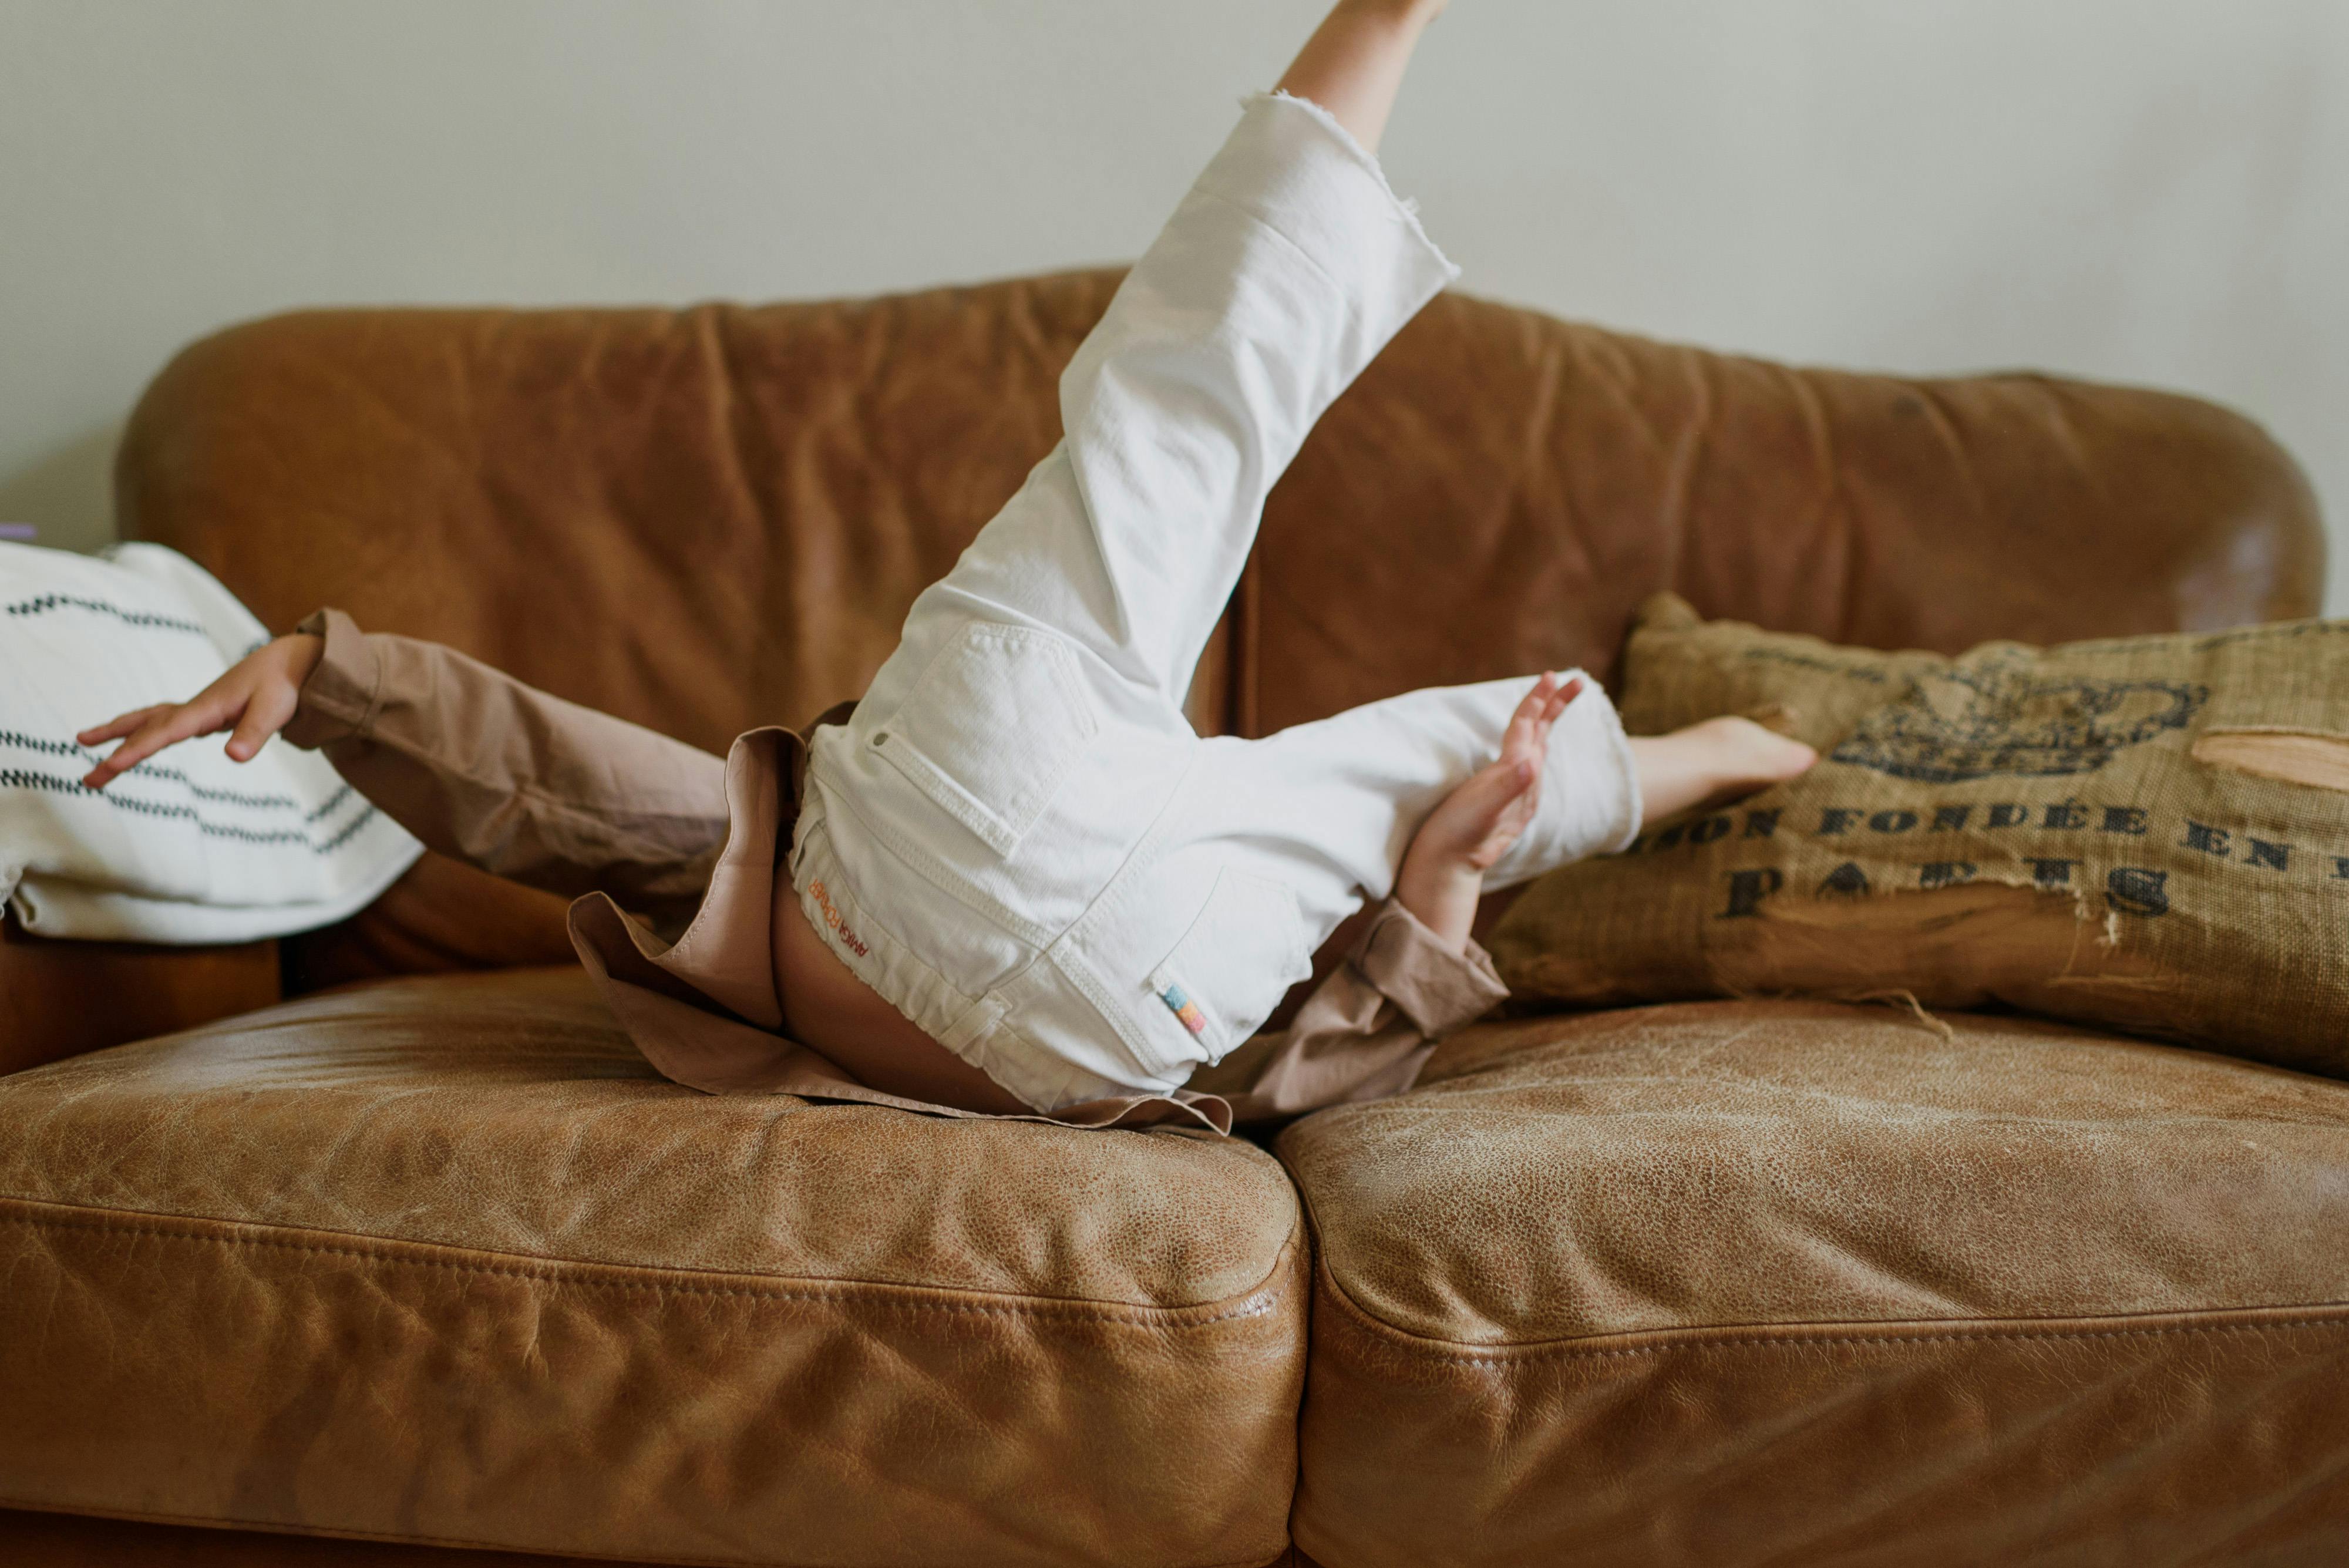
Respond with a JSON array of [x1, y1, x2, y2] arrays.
[[79, 611, 731, 935], [1276, 0, 1450, 153]]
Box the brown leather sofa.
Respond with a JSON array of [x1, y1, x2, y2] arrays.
[[3, 270, 2342, 1568]]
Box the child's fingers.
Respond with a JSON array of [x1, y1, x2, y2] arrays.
[[1505, 674, 1557, 743], [1512, 672, 1557, 721], [82, 719, 183, 788], [224, 680, 297, 762], [1503, 671, 1581, 763], [81, 702, 224, 788], [1467, 757, 1539, 833], [82, 735, 156, 789], [1519, 674, 1586, 754], [1464, 759, 1543, 865], [1533, 674, 1583, 728], [1427, 755, 1531, 846], [76, 706, 170, 747]]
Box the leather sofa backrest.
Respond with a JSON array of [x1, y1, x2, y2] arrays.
[[121, 270, 2324, 749], [116, 270, 2325, 984]]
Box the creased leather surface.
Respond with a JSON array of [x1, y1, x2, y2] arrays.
[[1299, 1290, 2349, 1568], [1243, 295, 2326, 738], [0, 967, 1296, 1302], [1283, 1000, 2349, 1340], [0, 969, 1307, 1567], [1280, 1000, 2349, 1566]]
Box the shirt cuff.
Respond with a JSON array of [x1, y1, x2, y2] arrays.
[[1351, 898, 1510, 1040], [281, 607, 383, 748]]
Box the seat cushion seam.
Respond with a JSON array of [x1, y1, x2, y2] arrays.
[[0, 1199, 1301, 1329], [1313, 1260, 2349, 1364]]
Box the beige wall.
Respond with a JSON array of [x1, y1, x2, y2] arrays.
[[3, 0, 2341, 609]]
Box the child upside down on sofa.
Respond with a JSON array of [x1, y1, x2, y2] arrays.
[[79, 0, 1814, 1132]]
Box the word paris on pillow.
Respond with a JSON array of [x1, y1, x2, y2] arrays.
[[1489, 593, 2349, 1078]]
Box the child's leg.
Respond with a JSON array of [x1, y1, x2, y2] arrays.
[[861, 89, 1456, 741], [1628, 718, 1819, 823], [1209, 684, 1818, 947], [1202, 672, 1643, 945]]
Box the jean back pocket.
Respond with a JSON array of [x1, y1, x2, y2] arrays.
[[871, 623, 1101, 857], [1142, 867, 1311, 1069]]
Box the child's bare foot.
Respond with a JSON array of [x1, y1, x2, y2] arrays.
[[1628, 716, 1818, 823]]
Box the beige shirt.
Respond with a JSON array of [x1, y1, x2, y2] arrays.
[[285, 608, 1510, 1134]]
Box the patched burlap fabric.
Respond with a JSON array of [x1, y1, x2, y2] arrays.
[[1489, 593, 2349, 1077]]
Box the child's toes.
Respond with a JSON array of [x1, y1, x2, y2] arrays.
[[1694, 715, 1818, 789], [1730, 719, 1818, 783], [1759, 739, 1819, 786]]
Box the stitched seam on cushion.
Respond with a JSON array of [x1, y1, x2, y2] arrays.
[[0, 1498, 1296, 1568], [0, 1201, 1302, 1330], [1313, 1260, 2349, 1364]]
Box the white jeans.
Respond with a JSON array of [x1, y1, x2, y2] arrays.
[[792, 93, 1641, 1111]]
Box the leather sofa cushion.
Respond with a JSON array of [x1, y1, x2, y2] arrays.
[[1278, 1000, 2349, 1567], [0, 968, 1307, 1567]]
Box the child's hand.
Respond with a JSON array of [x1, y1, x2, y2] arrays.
[[1395, 671, 1581, 950], [77, 632, 324, 790]]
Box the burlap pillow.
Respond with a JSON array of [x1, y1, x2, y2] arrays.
[[1489, 593, 2349, 1077]]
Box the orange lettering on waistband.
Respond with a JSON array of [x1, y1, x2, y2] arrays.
[[807, 877, 871, 959]]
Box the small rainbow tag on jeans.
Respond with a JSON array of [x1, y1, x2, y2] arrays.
[[1159, 982, 1209, 1037]]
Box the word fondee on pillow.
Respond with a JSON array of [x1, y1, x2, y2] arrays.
[[1489, 593, 2349, 1079]]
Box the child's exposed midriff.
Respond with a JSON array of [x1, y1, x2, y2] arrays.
[[769, 877, 1030, 1114]]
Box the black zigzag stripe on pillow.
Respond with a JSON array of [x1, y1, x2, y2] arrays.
[[0, 766, 382, 854], [3, 594, 209, 636], [0, 729, 309, 812]]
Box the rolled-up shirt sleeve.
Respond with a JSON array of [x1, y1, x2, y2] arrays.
[[1350, 897, 1512, 1038], [283, 608, 730, 933], [1213, 898, 1509, 1122]]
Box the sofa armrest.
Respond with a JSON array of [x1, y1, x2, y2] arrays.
[[0, 912, 280, 1076]]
